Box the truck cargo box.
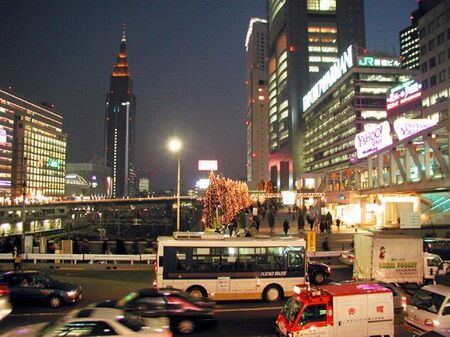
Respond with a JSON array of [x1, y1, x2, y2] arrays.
[[353, 234, 424, 284]]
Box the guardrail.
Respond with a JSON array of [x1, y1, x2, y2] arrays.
[[0, 251, 342, 265]]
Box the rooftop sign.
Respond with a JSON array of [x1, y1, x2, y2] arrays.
[[386, 80, 422, 111], [355, 121, 393, 159], [357, 56, 401, 68], [303, 45, 354, 111], [198, 160, 218, 171]]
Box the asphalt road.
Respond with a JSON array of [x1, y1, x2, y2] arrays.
[[0, 267, 414, 337]]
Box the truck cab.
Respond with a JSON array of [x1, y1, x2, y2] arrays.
[[405, 284, 450, 335], [425, 253, 449, 281], [276, 283, 394, 337]]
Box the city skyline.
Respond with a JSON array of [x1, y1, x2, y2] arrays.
[[0, 0, 417, 191]]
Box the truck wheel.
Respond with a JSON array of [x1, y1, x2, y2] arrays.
[[263, 285, 282, 302], [187, 286, 207, 299], [312, 272, 326, 285]]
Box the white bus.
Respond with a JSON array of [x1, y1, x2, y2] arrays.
[[155, 232, 306, 302]]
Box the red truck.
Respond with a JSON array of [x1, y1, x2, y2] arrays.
[[276, 283, 394, 337]]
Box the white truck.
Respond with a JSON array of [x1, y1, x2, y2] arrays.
[[276, 283, 394, 337], [353, 234, 447, 284]]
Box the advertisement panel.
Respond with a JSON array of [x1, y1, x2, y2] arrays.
[[393, 118, 437, 141], [198, 160, 218, 171], [386, 80, 422, 111], [354, 121, 393, 158], [371, 236, 423, 283]]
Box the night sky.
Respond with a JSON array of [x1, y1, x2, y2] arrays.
[[0, 0, 417, 191]]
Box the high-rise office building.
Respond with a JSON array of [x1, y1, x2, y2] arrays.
[[400, 0, 442, 70], [267, 0, 365, 190], [0, 88, 66, 200], [104, 29, 137, 198], [245, 18, 269, 186]]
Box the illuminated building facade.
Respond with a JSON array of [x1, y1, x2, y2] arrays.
[[245, 18, 269, 185], [66, 163, 111, 197], [302, 45, 416, 174], [267, 0, 365, 190], [399, 0, 442, 70], [0, 88, 66, 200], [105, 29, 137, 198]]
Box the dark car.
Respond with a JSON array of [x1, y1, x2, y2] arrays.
[[424, 238, 450, 261], [0, 271, 82, 308], [96, 288, 216, 334], [308, 261, 331, 284]]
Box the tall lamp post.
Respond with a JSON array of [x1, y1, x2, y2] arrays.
[[168, 137, 182, 232]]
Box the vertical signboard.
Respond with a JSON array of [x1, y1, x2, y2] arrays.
[[307, 231, 316, 252]]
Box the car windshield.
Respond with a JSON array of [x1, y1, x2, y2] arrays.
[[410, 289, 445, 314], [34, 273, 51, 284], [281, 297, 302, 323]]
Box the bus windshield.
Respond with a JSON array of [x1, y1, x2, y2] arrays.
[[281, 297, 303, 323]]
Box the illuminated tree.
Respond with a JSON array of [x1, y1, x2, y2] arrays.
[[202, 172, 251, 230]]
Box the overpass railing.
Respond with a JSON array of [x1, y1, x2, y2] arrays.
[[0, 251, 343, 265]]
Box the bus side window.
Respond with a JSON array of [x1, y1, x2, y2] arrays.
[[175, 248, 192, 271]]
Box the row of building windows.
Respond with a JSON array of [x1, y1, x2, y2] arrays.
[[419, 10, 448, 38], [420, 29, 450, 57]]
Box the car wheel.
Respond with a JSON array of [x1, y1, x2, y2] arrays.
[[312, 272, 326, 285], [187, 286, 207, 299], [263, 285, 282, 302], [177, 319, 195, 334], [48, 295, 63, 308]]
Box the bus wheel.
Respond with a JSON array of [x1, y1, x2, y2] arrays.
[[187, 286, 207, 299], [263, 285, 282, 302]]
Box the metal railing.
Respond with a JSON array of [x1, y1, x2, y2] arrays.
[[0, 251, 343, 265]]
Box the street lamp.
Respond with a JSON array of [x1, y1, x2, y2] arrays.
[[168, 137, 182, 232]]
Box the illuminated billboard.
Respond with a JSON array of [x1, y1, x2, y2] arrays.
[[357, 56, 401, 68], [393, 118, 437, 141], [355, 121, 393, 159], [198, 160, 218, 171], [303, 45, 354, 111], [386, 80, 422, 111]]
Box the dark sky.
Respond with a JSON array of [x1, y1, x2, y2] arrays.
[[0, 0, 417, 191]]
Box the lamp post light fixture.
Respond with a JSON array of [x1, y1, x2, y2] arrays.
[[168, 137, 182, 232]]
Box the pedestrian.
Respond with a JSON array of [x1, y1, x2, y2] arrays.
[[319, 221, 325, 236], [336, 218, 341, 232], [268, 211, 275, 234], [283, 219, 290, 235], [297, 212, 305, 232], [326, 211, 333, 234], [306, 213, 313, 231], [12, 246, 21, 271], [73, 237, 80, 254], [132, 237, 139, 255], [322, 237, 330, 251]]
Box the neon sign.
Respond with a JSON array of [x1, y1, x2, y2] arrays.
[[47, 159, 62, 169], [357, 56, 401, 68], [386, 80, 422, 111], [355, 121, 393, 159], [393, 118, 437, 140], [303, 45, 354, 111]]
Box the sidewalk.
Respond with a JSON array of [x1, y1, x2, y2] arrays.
[[253, 209, 362, 251]]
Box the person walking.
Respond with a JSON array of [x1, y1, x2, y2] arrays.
[[297, 211, 305, 232], [283, 219, 290, 235], [319, 221, 325, 236], [12, 246, 21, 271], [268, 211, 275, 234], [325, 211, 333, 234], [336, 218, 341, 232]]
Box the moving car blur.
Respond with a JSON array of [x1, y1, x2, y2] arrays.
[[95, 288, 216, 334], [0, 271, 82, 308], [0, 285, 12, 321], [0, 307, 172, 337]]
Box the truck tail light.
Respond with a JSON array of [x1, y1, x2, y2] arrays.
[[401, 296, 407, 308], [153, 261, 158, 272], [152, 279, 157, 288]]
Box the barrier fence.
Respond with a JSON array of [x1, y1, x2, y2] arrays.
[[0, 250, 343, 265]]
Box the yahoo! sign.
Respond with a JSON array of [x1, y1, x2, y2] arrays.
[[393, 118, 437, 141], [386, 80, 422, 111], [355, 121, 393, 159]]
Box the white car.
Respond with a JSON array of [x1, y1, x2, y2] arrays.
[[339, 249, 354, 265], [1, 307, 172, 337], [0, 285, 12, 321]]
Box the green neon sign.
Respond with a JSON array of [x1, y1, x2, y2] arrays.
[[47, 159, 61, 169]]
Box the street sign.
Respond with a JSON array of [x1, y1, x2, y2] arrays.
[[307, 231, 316, 252]]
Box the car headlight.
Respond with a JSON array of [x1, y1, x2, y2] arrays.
[[67, 290, 77, 297]]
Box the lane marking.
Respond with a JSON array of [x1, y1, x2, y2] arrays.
[[10, 312, 66, 317]]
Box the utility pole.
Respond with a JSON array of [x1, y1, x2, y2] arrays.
[[21, 157, 27, 252]]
